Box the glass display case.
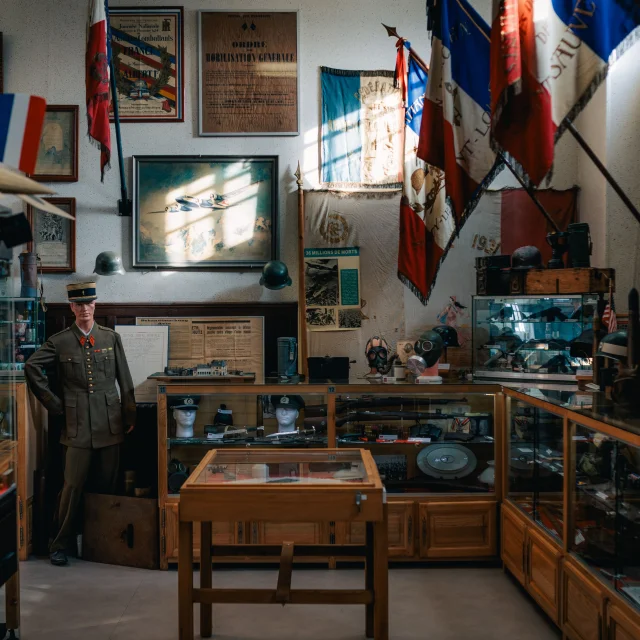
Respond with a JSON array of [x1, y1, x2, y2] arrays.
[[472, 294, 597, 381], [571, 422, 640, 612], [161, 386, 329, 496], [507, 398, 565, 543], [335, 390, 496, 494], [0, 296, 45, 376]]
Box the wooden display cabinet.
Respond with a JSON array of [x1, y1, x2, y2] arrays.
[[561, 557, 606, 640], [607, 601, 640, 640]]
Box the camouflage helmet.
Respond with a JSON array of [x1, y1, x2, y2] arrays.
[[93, 251, 125, 275], [260, 260, 292, 290]]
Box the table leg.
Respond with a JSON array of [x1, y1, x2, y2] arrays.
[[373, 504, 388, 640], [365, 521, 374, 638], [179, 520, 194, 640], [200, 521, 213, 638]]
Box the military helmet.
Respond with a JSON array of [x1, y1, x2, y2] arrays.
[[260, 260, 292, 290], [93, 251, 125, 275], [414, 330, 445, 367], [511, 246, 542, 270], [432, 324, 460, 348], [596, 330, 627, 362]]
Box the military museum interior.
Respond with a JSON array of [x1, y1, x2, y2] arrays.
[[1, 1, 640, 639]]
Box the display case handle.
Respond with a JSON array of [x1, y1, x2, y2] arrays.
[[407, 516, 413, 544], [421, 517, 427, 547]]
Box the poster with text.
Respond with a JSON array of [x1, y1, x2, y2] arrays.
[[198, 11, 298, 135], [304, 248, 361, 331], [109, 7, 184, 122]]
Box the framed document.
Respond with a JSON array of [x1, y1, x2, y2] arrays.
[[108, 6, 184, 123], [198, 11, 299, 136], [132, 155, 278, 269], [26, 197, 76, 273], [31, 106, 79, 182]]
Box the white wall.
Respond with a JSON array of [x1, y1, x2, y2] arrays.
[[2, 0, 428, 302]]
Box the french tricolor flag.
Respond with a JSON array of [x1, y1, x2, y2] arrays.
[[491, 0, 640, 186], [0, 94, 47, 175], [417, 0, 502, 225]]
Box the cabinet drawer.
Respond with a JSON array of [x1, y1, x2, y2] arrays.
[[419, 501, 496, 558], [526, 527, 561, 625], [252, 522, 327, 545], [501, 503, 527, 585], [561, 558, 605, 640]]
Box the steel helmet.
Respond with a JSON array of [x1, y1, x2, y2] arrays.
[[596, 330, 627, 362], [432, 325, 460, 348], [511, 246, 543, 270], [93, 251, 125, 275], [259, 260, 292, 290], [414, 330, 444, 367]]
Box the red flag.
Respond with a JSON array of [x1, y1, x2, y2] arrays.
[[86, 0, 111, 182], [490, 0, 554, 186]]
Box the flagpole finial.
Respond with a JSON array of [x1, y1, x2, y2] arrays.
[[294, 162, 303, 187], [382, 24, 399, 38]]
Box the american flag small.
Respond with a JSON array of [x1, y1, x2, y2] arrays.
[[602, 295, 618, 333]]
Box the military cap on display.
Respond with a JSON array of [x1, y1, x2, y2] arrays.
[[94, 251, 125, 275], [260, 260, 292, 290], [168, 395, 201, 410], [272, 394, 305, 411], [67, 281, 98, 303]]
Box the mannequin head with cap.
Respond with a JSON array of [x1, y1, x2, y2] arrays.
[[272, 395, 304, 433], [67, 281, 98, 333], [170, 396, 200, 438]]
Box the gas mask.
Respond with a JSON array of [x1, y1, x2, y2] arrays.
[[365, 336, 390, 374]]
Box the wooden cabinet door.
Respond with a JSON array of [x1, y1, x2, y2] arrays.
[[607, 602, 640, 640], [253, 522, 327, 545], [561, 558, 605, 640], [388, 501, 415, 557], [419, 501, 496, 559], [526, 526, 562, 625], [501, 503, 527, 585]]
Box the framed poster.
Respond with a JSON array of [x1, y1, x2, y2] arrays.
[[198, 10, 299, 136], [31, 105, 78, 182], [26, 197, 76, 273], [132, 155, 278, 269], [108, 7, 184, 123]]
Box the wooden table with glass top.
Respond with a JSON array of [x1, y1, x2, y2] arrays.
[[178, 448, 388, 640]]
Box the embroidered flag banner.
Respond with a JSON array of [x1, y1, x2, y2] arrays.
[[397, 52, 454, 305], [0, 94, 47, 175], [491, 0, 640, 186], [321, 67, 404, 190], [86, 0, 112, 182]]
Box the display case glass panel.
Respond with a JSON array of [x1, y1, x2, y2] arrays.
[[571, 423, 640, 612], [335, 391, 495, 494], [508, 399, 565, 542], [0, 296, 44, 375], [0, 296, 16, 494], [472, 294, 596, 381], [164, 389, 328, 495]]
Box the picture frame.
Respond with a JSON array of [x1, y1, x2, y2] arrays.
[[197, 10, 299, 136], [30, 105, 79, 182], [132, 155, 278, 269], [26, 197, 76, 273], [108, 6, 184, 123]]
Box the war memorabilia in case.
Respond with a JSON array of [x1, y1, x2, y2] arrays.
[[472, 294, 597, 381]]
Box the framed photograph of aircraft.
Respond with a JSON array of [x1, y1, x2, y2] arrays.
[[132, 155, 278, 269]]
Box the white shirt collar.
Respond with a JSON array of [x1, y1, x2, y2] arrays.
[[76, 322, 95, 337]]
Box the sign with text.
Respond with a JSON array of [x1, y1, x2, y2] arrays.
[[198, 11, 298, 135]]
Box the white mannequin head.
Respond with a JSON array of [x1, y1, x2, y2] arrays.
[[173, 408, 197, 438], [275, 407, 299, 432]]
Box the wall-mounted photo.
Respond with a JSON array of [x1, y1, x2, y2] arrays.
[[30, 105, 78, 182], [132, 155, 278, 269], [108, 7, 184, 123], [26, 197, 76, 273]]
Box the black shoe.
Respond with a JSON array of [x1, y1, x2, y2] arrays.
[[50, 550, 68, 566]]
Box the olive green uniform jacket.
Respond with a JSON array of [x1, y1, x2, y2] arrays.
[[25, 323, 136, 449]]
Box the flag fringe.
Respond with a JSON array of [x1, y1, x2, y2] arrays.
[[322, 181, 402, 192], [320, 66, 394, 78], [397, 272, 429, 305]]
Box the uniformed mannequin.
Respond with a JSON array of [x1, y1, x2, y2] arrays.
[[25, 281, 136, 566]]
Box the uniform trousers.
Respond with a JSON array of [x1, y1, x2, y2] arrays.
[[50, 444, 119, 553]]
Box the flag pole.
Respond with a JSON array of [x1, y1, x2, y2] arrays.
[[382, 24, 561, 234], [566, 120, 640, 227], [105, 5, 132, 217]]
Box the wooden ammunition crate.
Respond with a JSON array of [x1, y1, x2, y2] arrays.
[[525, 268, 614, 295]]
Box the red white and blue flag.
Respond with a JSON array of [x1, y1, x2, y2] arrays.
[[491, 0, 640, 186], [0, 94, 47, 175], [602, 294, 618, 334], [86, 0, 111, 182]]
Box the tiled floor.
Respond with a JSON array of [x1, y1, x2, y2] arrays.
[[15, 559, 560, 640]]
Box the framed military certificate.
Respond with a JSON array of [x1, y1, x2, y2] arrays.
[[108, 6, 184, 123], [198, 10, 299, 136]]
